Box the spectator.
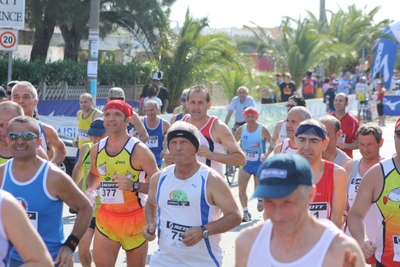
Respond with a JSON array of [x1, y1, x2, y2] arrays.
[[152, 71, 170, 114], [301, 70, 317, 99], [375, 80, 386, 126], [224, 86, 256, 133], [351, 66, 361, 93], [322, 77, 331, 93], [338, 72, 353, 95], [138, 85, 149, 116], [143, 83, 162, 110], [279, 72, 296, 102], [0, 86, 6, 102], [324, 79, 339, 113]]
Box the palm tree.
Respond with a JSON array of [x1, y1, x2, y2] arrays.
[[158, 9, 249, 110], [316, 4, 391, 75], [247, 17, 333, 86]]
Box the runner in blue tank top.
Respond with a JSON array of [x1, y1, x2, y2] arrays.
[[234, 107, 274, 222], [0, 116, 93, 267]]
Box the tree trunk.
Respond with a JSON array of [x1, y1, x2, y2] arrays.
[[60, 23, 83, 61], [29, 13, 56, 62]]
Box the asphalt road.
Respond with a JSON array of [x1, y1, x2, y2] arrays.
[[65, 118, 398, 267]]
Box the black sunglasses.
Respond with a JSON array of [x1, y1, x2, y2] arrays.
[[8, 131, 38, 141], [286, 104, 296, 108], [7, 91, 11, 95]]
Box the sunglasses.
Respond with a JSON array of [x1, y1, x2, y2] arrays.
[[286, 104, 296, 108], [396, 131, 400, 138], [181, 98, 187, 103], [7, 91, 11, 95], [8, 131, 38, 141]]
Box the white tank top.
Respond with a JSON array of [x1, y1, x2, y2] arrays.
[[248, 219, 340, 267], [150, 164, 223, 267], [280, 138, 297, 154], [278, 121, 287, 143], [0, 190, 13, 267], [345, 159, 381, 242]]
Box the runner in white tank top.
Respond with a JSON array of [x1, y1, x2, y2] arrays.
[[278, 120, 287, 143], [248, 219, 341, 266], [235, 153, 365, 267]]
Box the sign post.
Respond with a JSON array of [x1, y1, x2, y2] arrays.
[[87, 0, 100, 106], [0, 0, 26, 83]]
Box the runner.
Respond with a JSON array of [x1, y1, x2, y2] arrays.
[[234, 107, 273, 222], [235, 153, 364, 267], [295, 119, 347, 228], [86, 100, 159, 267], [143, 121, 241, 266]]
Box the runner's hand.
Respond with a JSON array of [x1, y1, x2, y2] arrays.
[[54, 246, 74, 267], [197, 145, 213, 159], [181, 226, 203, 247], [361, 240, 377, 259], [115, 175, 133, 191], [143, 223, 157, 241]]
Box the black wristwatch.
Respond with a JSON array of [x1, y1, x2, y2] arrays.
[[132, 182, 139, 192], [201, 225, 209, 239]]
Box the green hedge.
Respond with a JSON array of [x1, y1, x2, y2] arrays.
[[0, 59, 154, 86]]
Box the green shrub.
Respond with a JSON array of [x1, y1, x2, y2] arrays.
[[0, 59, 153, 86]]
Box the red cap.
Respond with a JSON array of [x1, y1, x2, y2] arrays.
[[104, 100, 133, 117], [395, 117, 400, 132], [242, 107, 259, 116]]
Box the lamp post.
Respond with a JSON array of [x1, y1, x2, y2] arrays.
[[87, 0, 100, 105]]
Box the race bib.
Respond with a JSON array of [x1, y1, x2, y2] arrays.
[[309, 202, 328, 219], [146, 136, 159, 148], [393, 236, 400, 262], [245, 149, 259, 162], [348, 177, 362, 205], [27, 211, 38, 230], [163, 221, 199, 251], [100, 182, 124, 204], [78, 129, 90, 141], [338, 133, 346, 143]]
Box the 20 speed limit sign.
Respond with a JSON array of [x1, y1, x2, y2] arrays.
[[0, 30, 18, 51]]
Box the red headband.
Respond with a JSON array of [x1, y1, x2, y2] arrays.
[[104, 100, 133, 117], [242, 108, 259, 116], [396, 117, 400, 132]]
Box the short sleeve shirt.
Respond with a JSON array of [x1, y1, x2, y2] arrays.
[[228, 96, 256, 123]]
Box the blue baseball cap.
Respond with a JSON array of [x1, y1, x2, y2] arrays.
[[87, 118, 106, 137], [253, 153, 313, 199]]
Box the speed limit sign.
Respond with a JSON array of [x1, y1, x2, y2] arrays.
[[0, 30, 18, 51]]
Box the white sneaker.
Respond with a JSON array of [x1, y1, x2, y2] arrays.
[[242, 212, 252, 222]]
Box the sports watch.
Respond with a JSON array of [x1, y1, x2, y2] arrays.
[[132, 182, 139, 192], [201, 225, 209, 239]]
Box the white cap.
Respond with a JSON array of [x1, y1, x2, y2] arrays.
[[152, 71, 164, 81]]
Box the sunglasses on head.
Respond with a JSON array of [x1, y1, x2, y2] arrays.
[[8, 131, 38, 141], [181, 98, 187, 103]]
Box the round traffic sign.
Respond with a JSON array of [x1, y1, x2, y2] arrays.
[[0, 31, 17, 49]]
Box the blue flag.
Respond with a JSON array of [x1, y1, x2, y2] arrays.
[[371, 26, 399, 89]]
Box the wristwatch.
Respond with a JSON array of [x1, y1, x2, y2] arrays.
[[201, 225, 209, 239], [132, 182, 139, 192]]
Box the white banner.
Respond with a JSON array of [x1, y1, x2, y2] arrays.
[[0, 0, 25, 29]]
